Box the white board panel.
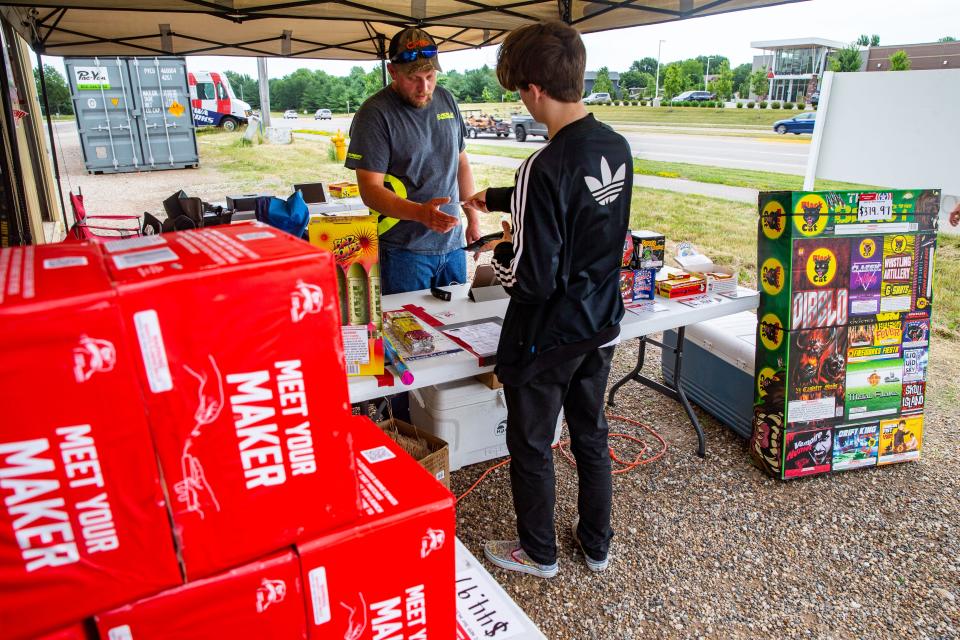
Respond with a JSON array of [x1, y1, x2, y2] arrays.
[[807, 69, 960, 234]]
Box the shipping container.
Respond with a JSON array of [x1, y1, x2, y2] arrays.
[[65, 56, 199, 174]]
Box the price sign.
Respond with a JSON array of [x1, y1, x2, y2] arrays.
[[857, 192, 893, 221]]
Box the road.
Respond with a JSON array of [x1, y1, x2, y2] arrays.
[[276, 115, 811, 175]]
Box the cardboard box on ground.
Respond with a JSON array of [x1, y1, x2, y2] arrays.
[[750, 189, 939, 480], [94, 416, 456, 640], [100, 223, 360, 579], [0, 243, 181, 639], [0, 225, 380, 637]]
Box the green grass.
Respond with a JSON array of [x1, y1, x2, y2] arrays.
[[197, 130, 960, 344], [631, 159, 880, 192], [466, 145, 877, 193]]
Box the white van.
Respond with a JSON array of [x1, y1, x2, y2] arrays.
[[188, 70, 252, 131]]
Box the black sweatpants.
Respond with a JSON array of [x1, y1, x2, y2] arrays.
[[503, 346, 615, 565]]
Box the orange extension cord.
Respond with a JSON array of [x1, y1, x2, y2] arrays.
[[456, 413, 668, 504]]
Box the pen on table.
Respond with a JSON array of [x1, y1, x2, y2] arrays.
[[383, 336, 414, 385]]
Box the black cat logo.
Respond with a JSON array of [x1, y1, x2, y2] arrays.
[[801, 201, 822, 232], [762, 265, 781, 289], [760, 320, 781, 345], [893, 236, 906, 253], [812, 254, 831, 284], [763, 209, 783, 232]]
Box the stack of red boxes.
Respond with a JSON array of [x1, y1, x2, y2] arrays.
[[1, 224, 455, 639]]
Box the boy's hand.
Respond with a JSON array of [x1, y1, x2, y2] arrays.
[[461, 189, 488, 213], [418, 197, 458, 233], [473, 220, 513, 261]]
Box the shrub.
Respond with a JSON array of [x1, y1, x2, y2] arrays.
[[736, 102, 744, 109], [759, 101, 768, 109], [746, 101, 755, 109], [771, 102, 781, 109], [700, 101, 709, 107], [783, 102, 794, 110]]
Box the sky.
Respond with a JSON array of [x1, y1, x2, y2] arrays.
[[37, 0, 958, 79]]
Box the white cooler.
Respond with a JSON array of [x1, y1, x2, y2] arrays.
[[411, 379, 564, 471], [661, 311, 757, 439]]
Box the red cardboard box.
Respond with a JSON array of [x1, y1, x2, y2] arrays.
[[100, 224, 360, 579], [35, 624, 95, 640], [96, 549, 306, 639], [299, 416, 455, 639], [0, 244, 181, 640]]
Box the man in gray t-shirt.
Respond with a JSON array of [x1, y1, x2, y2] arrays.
[[345, 27, 482, 295]]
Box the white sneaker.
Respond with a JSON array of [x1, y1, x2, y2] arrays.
[[483, 540, 558, 579], [571, 517, 610, 572]]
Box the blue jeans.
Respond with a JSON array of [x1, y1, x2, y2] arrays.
[[380, 247, 466, 295]]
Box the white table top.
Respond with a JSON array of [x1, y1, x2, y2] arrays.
[[347, 284, 759, 403]]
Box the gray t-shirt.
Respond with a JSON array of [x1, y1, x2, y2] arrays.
[[345, 84, 466, 254]]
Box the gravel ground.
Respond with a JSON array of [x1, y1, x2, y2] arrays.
[[50, 122, 238, 227], [52, 121, 960, 639], [454, 338, 960, 640]]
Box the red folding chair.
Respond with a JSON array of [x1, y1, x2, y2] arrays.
[[65, 186, 142, 242]]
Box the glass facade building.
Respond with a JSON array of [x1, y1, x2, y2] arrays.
[[751, 39, 848, 102]]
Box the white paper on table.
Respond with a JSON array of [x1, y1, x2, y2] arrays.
[[625, 300, 668, 314], [442, 321, 502, 356]]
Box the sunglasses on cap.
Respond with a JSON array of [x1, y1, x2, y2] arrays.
[[390, 44, 438, 65]]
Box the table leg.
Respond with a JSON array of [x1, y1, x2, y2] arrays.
[[606, 328, 706, 458]]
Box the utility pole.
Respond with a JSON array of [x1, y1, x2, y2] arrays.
[[705, 56, 713, 91], [654, 39, 665, 101], [257, 57, 271, 128]]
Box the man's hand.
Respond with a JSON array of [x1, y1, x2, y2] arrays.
[[461, 189, 488, 213], [465, 218, 483, 245], [417, 197, 459, 233]]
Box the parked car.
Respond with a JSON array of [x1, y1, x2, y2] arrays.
[[583, 92, 611, 104], [314, 108, 332, 120], [510, 113, 549, 142], [671, 90, 716, 103], [773, 111, 816, 134], [283, 109, 299, 119]]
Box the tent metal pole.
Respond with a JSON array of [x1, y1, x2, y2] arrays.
[[36, 54, 67, 229], [378, 34, 387, 88]]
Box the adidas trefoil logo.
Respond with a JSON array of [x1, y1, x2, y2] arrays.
[[584, 156, 626, 205]]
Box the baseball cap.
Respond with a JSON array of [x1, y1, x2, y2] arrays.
[[388, 27, 442, 73]]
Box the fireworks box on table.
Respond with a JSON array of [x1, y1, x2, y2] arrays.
[[619, 268, 656, 302], [0, 244, 181, 640], [750, 189, 939, 479], [655, 267, 707, 299], [298, 415, 456, 639], [100, 224, 360, 579], [307, 205, 384, 377], [96, 549, 306, 640], [631, 230, 665, 270]]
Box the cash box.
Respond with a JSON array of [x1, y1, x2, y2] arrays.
[[410, 378, 563, 470], [661, 311, 757, 439]]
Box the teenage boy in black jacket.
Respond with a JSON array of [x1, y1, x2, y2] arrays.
[[464, 21, 632, 578]]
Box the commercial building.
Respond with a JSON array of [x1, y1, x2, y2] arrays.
[[584, 70, 620, 95], [865, 40, 960, 71], [751, 37, 847, 102]]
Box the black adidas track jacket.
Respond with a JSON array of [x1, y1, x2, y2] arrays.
[[486, 114, 633, 386]]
